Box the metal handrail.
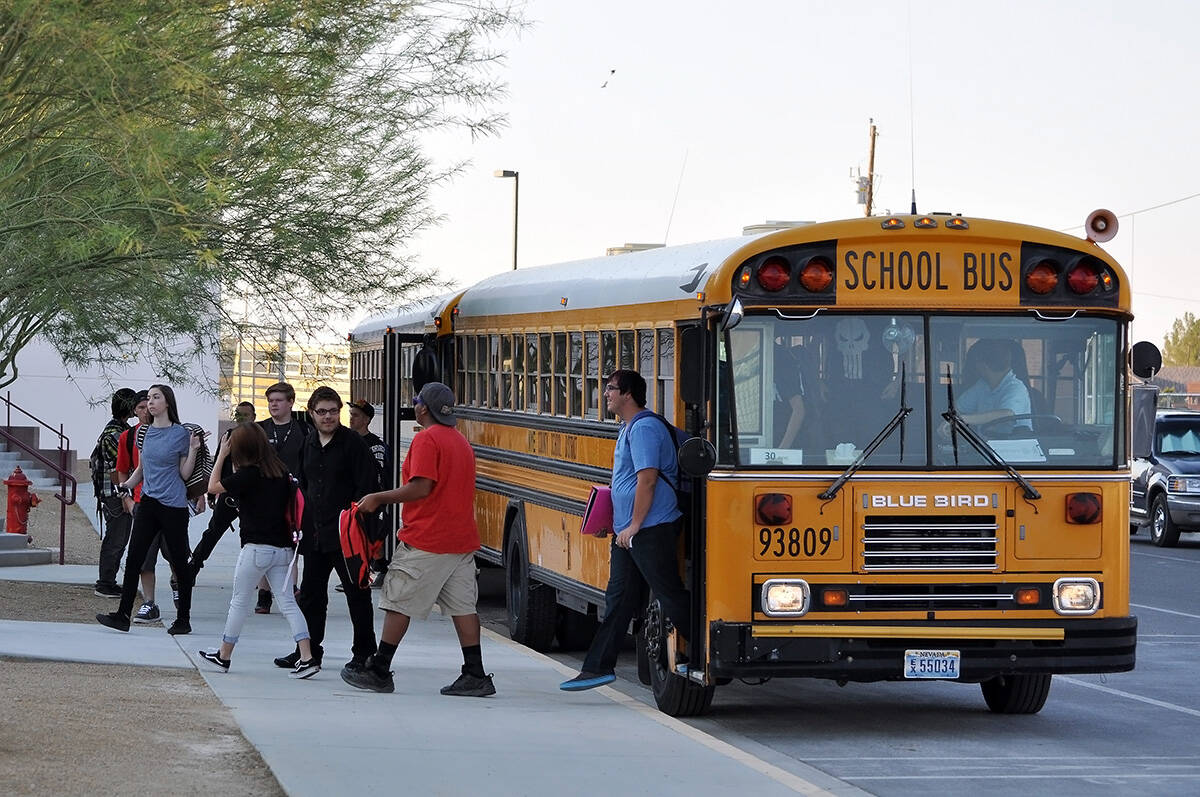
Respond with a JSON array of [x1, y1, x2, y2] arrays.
[[0, 393, 77, 565]]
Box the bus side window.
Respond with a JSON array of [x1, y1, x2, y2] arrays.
[[526, 334, 538, 413], [601, 331, 616, 420], [569, 332, 583, 418], [501, 335, 513, 410], [585, 331, 600, 420], [619, 330, 635, 370], [638, 329, 654, 413], [489, 334, 500, 408], [658, 329, 675, 424], [553, 332, 567, 416]]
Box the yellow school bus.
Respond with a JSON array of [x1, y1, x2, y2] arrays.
[[361, 211, 1140, 717]]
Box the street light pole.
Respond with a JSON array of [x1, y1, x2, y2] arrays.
[[494, 169, 518, 270]]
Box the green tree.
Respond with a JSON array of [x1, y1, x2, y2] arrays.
[[0, 0, 519, 388], [1162, 312, 1200, 366]]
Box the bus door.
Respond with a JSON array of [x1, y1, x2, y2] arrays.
[[383, 331, 430, 553], [677, 321, 709, 669]]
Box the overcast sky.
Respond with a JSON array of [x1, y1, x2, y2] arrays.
[[399, 0, 1200, 350]]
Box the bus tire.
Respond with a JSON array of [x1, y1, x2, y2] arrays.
[[635, 629, 652, 685], [555, 607, 597, 652], [1149, 493, 1181, 547], [505, 526, 556, 651], [643, 596, 714, 717], [980, 673, 1052, 714]]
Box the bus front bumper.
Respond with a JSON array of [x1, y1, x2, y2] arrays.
[[709, 617, 1137, 682]]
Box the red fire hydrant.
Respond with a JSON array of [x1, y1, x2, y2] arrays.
[[5, 466, 40, 535]]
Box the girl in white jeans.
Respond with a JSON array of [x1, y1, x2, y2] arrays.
[[200, 423, 318, 678]]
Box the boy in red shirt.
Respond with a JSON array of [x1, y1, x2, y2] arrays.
[[341, 382, 494, 697]]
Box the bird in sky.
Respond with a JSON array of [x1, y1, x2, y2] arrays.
[[601, 69, 615, 88]]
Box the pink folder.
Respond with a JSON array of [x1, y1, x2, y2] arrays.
[[580, 486, 613, 537]]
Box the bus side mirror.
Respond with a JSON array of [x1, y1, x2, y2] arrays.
[[1131, 384, 1158, 459], [1131, 341, 1161, 379], [678, 437, 716, 477], [678, 326, 704, 406]]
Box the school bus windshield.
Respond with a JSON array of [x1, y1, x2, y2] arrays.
[[717, 312, 1121, 469]]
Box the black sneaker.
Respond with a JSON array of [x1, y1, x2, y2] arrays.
[[340, 664, 393, 693], [94, 583, 121, 598], [290, 658, 321, 680], [274, 650, 301, 669], [441, 672, 496, 697], [133, 602, 160, 624], [96, 612, 130, 632], [199, 649, 230, 672], [342, 657, 367, 673], [167, 619, 191, 635]]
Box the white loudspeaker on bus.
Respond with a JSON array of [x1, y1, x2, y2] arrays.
[[1085, 208, 1118, 243]]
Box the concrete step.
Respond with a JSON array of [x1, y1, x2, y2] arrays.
[[0, 533, 53, 566], [0, 533, 29, 550]]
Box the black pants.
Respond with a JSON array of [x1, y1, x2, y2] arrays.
[[582, 520, 690, 675], [117, 497, 193, 621], [190, 495, 240, 568], [297, 547, 377, 662], [96, 498, 132, 586]]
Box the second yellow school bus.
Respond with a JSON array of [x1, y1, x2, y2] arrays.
[[363, 211, 1138, 717]]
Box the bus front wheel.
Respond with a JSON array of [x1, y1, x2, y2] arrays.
[[505, 526, 557, 651], [980, 673, 1052, 714], [642, 596, 714, 717]]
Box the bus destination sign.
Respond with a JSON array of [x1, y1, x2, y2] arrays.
[[837, 243, 1021, 306]]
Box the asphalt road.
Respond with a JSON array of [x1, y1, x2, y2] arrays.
[[477, 531, 1200, 796]]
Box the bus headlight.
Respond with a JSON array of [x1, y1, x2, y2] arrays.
[[762, 579, 810, 617], [1052, 578, 1100, 615]]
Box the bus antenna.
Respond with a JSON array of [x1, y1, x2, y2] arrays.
[[910, 188, 918, 215]]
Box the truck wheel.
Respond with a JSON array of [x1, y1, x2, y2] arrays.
[[981, 673, 1052, 714], [1150, 493, 1181, 547], [643, 596, 714, 717], [505, 522, 556, 651]]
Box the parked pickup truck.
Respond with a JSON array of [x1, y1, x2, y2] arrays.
[[1130, 406, 1200, 546]]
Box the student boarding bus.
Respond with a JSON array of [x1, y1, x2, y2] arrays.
[[356, 210, 1152, 717]]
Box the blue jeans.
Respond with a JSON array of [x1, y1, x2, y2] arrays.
[[222, 544, 309, 645], [582, 520, 690, 675]]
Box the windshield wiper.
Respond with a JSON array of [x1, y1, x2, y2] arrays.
[[819, 365, 911, 500], [942, 363, 1040, 500]]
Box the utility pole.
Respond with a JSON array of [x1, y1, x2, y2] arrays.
[[865, 119, 878, 217]]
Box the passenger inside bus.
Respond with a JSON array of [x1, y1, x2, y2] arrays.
[[772, 338, 814, 449]]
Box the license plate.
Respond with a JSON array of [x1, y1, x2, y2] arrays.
[[903, 649, 960, 679]]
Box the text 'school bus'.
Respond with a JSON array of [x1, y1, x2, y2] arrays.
[[354, 211, 1153, 717]]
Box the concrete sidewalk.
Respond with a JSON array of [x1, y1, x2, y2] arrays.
[[0, 518, 859, 796]]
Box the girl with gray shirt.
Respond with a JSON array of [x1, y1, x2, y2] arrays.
[[97, 384, 201, 635]]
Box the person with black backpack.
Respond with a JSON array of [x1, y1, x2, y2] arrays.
[[560, 370, 692, 692], [93, 388, 137, 598]]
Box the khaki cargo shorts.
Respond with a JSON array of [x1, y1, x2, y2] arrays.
[[380, 542, 478, 620]]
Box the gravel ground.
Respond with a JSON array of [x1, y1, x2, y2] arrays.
[[1, 477, 284, 796]]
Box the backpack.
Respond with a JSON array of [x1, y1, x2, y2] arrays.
[[630, 412, 693, 523], [136, 422, 212, 500], [89, 420, 127, 514], [339, 502, 388, 590]]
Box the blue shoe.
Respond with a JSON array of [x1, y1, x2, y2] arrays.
[[559, 671, 615, 691]]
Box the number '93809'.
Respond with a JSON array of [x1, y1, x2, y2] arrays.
[[757, 527, 832, 558]]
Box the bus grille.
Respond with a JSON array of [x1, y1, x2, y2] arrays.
[[861, 514, 998, 572]]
